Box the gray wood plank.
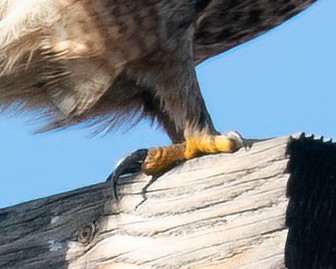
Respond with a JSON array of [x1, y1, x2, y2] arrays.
[[0, 136, 292, 269]]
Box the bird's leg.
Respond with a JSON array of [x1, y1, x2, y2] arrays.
[[110, 58, 246, 198], [141, 63, 247, 176], [142, 131, 245, 176]]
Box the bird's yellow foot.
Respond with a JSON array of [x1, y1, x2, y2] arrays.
[[142, 131, 245, 176], [142, 143, 186, 176]]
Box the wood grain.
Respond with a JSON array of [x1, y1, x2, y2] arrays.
[[0, 136, 291, 269]]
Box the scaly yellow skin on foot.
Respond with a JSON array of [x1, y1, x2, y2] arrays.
[[184, 135, 238, 159], [142, 143, 186, 176], [142, 134, 242, 176]]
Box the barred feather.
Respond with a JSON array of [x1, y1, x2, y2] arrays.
[[0, 0, 317, 135]]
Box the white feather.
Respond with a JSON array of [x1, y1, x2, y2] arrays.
[[0, 0, 61, 75]]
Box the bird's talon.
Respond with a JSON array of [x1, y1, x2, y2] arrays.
[[111, 132, 249, 200], [108, 148, 148, 200]]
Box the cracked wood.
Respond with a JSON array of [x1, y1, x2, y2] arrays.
[[0, 136, 290, 269]]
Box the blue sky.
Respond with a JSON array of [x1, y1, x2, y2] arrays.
[[0, 1, 335, 208]]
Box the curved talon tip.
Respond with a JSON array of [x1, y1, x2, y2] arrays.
[[109, 148, 149, 200]]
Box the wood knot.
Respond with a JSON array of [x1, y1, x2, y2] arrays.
[[76, 222, 97, 244]]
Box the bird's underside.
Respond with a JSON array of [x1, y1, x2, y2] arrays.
[[0, 0, 317, 183]]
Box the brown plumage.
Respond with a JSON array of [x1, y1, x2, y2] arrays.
[[0, 0, 316, 143]]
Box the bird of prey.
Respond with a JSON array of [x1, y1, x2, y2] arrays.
[[0, 0, 316, 177]]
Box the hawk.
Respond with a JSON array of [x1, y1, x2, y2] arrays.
[[0, 0, 316, 176]]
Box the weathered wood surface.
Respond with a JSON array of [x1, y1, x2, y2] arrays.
[[0, 136, 296, 268]]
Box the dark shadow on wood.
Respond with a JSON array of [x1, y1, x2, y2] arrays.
[[3, 134, 336, 268], [285, 134, 336, 269], [0, 182, 112, 269]]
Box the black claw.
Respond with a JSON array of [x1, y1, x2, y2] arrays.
[[227, 131, 272, 151], [106, 148, 148, 200], [243, 139, 253, 150], [243, 137, 273, 149], [135, 175, 160, 210]]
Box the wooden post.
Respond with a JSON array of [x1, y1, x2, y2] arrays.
[[1, 134, 335, 269]]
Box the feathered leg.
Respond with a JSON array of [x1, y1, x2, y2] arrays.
[[141, 58, 245, 176], [109, 63, 245, 199]]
